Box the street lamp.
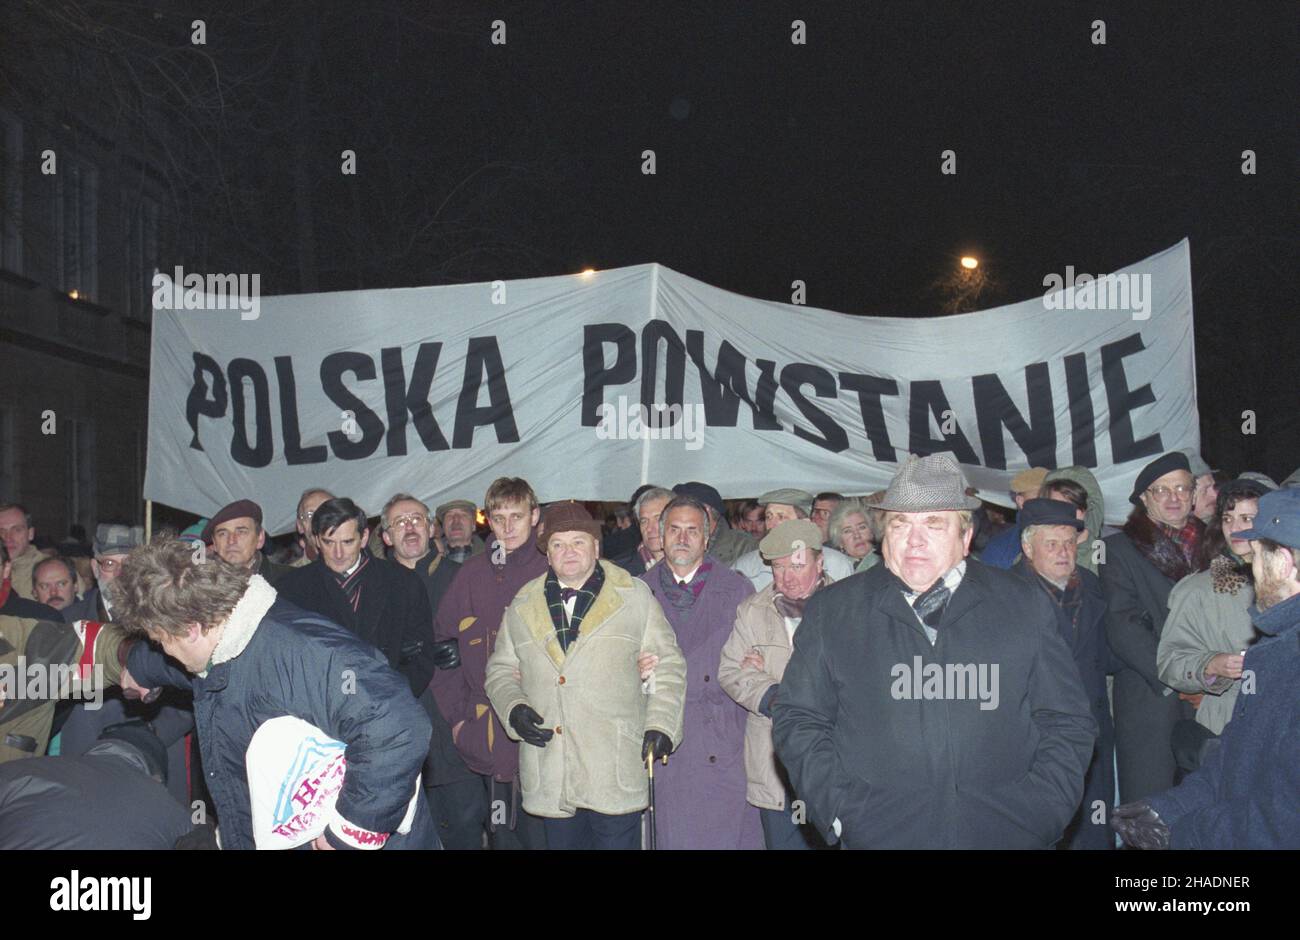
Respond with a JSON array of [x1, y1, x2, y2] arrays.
[[960, 256, 979, 271]]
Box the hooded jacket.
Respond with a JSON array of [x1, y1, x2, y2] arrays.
[[1043, 466, 1105, 574]]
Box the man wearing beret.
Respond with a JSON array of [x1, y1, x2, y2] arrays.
[[1101, 451, 1204, 803], [203, 499, 291, 587], [1113, 486, 1300, 849], [485, 501, 686, 850], [732, 488, 857, 591], [773, 454, 1096, 848], [1012, 499, 1117, 849]]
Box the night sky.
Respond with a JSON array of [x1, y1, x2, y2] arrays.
[[12, 0, 1299, 477]]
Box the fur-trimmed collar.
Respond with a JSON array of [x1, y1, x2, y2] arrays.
[[1210, 553, 1251, 596], [200, 574, 277, 677], [1121, 512, 1203, 583]]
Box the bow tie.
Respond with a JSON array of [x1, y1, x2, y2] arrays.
[[559, 587, 579, 602]]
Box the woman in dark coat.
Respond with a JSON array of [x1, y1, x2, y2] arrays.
[[1101, 453, 1204, 804]]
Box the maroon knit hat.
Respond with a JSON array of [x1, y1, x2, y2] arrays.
[[536, 501, 602, 553]]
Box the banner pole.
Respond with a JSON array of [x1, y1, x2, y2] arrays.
[[145, 499, 153, 544]]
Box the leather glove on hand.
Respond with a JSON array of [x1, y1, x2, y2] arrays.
[[509, 704, 554, 748], [641, 730, 674, 764], [1110, 800, 1171, 850], [430, 639, 461, 670]]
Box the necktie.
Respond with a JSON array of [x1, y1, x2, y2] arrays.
[[913, 580, 951, 629]]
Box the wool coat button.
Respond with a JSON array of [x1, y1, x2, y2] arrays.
[[558, 676, 566, 685], [704, 674, 710, 682], [708, 755, 716, 763], [555, 726, 563, 735]]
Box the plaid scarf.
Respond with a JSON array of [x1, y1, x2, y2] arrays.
[[657, 559, 713, 610], [331, 550, 371, 613], [1162, 519, 1203, 569], [544, 563, 605, 652]]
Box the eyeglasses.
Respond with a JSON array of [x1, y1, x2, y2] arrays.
[[389, 514, 429, 530], [96, 557, 123, 571], [1147, 484, 1193, 499]]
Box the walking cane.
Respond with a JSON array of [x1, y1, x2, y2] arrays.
[[645, 752, 657, 850]]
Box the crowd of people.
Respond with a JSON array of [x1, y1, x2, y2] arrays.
[[0, 450, 1296, 850]]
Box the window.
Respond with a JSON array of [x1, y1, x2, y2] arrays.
[[65, 417, 96, 534], [56, 157, 98, 300], [123, 194, 159, 320], [0, 112, 20, 274]]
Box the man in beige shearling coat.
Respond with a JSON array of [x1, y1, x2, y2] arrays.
[[486, 501, 686, 850], [719, 519, 833, 850]]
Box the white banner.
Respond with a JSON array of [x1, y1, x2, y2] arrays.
[[145, 240, 1198, 533]]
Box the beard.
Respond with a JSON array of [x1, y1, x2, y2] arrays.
[[1255, 573, 1293, 611]]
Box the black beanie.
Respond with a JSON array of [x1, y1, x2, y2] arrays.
[[1130, 452, 1192, 507]]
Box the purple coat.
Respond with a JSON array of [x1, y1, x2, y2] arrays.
[[643, 557, 763, 849]]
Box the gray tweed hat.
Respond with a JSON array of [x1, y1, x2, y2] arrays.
[[757, 488, 815, 515], [877, 454, 981, 513]]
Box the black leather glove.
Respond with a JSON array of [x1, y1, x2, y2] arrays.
[[1110, 800, 1171, 850], [509, 704, 553, 748], [430, 639, 460, 670], [641, 730, 674, 763]]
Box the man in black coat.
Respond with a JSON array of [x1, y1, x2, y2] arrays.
[[0, 722, 198, 849], [1101, 452, 1203, 803], [277, 497, 441, 699], [772, 455, 1096, 849], [379, 492, 483, 850], [1012, 499, 1117, 849]]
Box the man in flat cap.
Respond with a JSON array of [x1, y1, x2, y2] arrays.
[[485, 501, 686, 850], [1101, 451, 1204, 803], [978, 467, 1049, 569], [436, 499, 484, 564], [203, 499, 291, 587], [772, 454, 1096, 848], [732, 488, 857, 591], [720, 518, 835, 849], [1011, 499, 1117, 849]]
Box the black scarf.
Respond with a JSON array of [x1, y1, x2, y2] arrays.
[[544, 563, 605, 651]]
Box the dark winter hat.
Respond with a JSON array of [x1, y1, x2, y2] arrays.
[[93, 523, 145, 556], [1230, 487, 1300, 550], [672, 482, 725, 520], [98, 721, 169, 783], [1130, 452, 1192, 506], [1018, 498, 1085, 532], [536, 501, 602, 552], [200, 499, 263, 543]]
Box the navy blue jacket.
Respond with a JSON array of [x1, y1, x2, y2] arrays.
[[773, 559, 1097, 849], [127, 589, 433, 850], [1148, 592, 1300, 848]]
